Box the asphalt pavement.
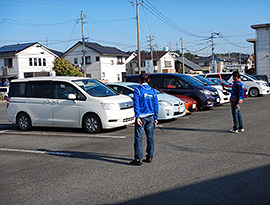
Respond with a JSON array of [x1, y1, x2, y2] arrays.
[[0, 95, 269, 205]]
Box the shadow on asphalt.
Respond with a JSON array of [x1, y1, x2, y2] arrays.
[[118, 165, 270, 205], [159, 127, 229, 133], [37, 149, 131, 165], [0, 123, 129, 134]]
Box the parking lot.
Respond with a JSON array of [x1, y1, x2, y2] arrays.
[[0, 95, 270, 204]]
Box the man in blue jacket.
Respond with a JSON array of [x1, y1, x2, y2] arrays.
[[130, 73, 159, 166], [230, 71, 245, 133]]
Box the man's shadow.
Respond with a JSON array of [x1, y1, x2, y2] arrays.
[[37, 149, 131, 165]]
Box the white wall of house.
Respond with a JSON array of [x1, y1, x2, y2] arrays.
[[160, 53, 175, 72], [0, 44, 56, 79], [64, 44, 126, 82], [256, 27, 270, 77]]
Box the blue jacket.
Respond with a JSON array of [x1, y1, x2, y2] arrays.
[[133, 83, 159, 121], [230, 81, 244, 104]]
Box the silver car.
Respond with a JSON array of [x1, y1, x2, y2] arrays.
[[107, 82, 186, 120]]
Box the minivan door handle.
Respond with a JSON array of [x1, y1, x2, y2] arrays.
[[45, 100, 52, 103]]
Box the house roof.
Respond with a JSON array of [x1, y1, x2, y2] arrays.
[[0, 42, 62, 57], [133, 51, 168, 61], [193, 56, 212, 63], [176, 57, 203, 71], [64, 41, 128, 56], [85, 42, 128, 56], [251, 23, 270, 29], [0, 42, 37, 54]]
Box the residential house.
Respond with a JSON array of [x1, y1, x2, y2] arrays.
[[0, 42, 60, 83], [62, 42, 128, 82], [127, 51, 176, 75], [251, 23, 270, 78], [175, 56, 204, 74], [193, 56, 213, 73]]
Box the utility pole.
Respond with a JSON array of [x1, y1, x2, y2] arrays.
[[148, 35, 154, 73], [81, 10, 86, 77], [181, 37, 185, 74], [136, 0, 141, 74], [210, 32, 220, 73]]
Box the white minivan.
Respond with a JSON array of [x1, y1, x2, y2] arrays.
[[205, 72, 270, 97], [7, 77, 135, 133]]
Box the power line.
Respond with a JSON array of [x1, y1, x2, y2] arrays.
[[142, 0, 207, 38]]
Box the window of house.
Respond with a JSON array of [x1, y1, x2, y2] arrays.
[[38, 58, 42, 66], [29, 58, 33, 66], [117, 56, 123, 64], [43, 58, 46, 66], [85, 56, 91, 64], [4, 58, 13, 68], [165, 61, 172, 67], [153, 61, 157, 66], [74, 58, 78, 65], [34, 58, 37, 66], [96, 56, 100, 61], [141, 61, 146, 67]]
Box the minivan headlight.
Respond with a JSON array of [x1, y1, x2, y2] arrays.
[[100, 102, 120, 110], [158, 100, 172, 106], [200, 89, 211, 95]]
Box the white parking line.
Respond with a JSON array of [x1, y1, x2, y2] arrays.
[[0, 130, 127, 139], [0, 148, 46, 154], [0, 148, 74, 156]]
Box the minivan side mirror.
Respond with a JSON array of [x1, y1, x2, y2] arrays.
[[68, 94, 76, 100]]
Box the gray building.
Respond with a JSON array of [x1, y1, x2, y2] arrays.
[[251, 23, 270, 78]]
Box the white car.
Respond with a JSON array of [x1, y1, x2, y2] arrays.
[[7, 77, 135, 133], [107, 82, 186, 120], [205, 72, 270, 97], [193, 75, 230, 104]]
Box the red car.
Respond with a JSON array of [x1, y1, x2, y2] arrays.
[[153, 87, 197, 114]]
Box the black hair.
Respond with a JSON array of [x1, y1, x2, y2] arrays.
[[232, 70, 240, 79], [139, 73, 149, 83]]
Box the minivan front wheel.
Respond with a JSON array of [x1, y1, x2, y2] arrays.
[[249, 88, 259, 97], [17, 113, 32, 131], [84, 114, 101, 133]]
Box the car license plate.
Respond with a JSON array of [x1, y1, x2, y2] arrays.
[[192, 104, 196, 109]]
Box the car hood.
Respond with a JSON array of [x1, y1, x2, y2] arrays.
[[157, 93, 183, 104]]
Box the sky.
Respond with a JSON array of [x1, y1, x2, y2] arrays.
[[0, 0, 269, 56]]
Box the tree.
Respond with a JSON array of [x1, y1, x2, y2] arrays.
[[52, 57, 83, 77]]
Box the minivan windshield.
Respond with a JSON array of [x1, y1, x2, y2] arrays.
[[180, 75, 205, 87], [73, 79, 117, 97], [194, 76, 215, 86], [127, 84, 161, 94]]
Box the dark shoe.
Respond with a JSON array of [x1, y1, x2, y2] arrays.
[[129, 159, 143, 166], [143, 157, 153, 163]]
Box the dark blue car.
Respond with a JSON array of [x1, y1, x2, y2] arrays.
[[125, 73, 220, 110]]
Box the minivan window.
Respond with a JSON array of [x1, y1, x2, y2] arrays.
[[73, 79, 117, 97], [31, 82, 52, 98], [180, 75, 205, 87], [9, 82, 28, 97], [149, 76, 163, 88], [54, 82, 86, 100]]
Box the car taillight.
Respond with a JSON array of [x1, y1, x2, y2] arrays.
[[7, 97, 10, 108]]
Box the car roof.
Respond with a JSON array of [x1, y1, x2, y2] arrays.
[[10, 76, 92, 83]]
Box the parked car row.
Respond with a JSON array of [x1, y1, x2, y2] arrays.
[[205, 72, 270, 97], [5, 72, 269, 134]]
